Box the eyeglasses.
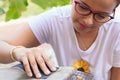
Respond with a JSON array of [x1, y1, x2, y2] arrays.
[[74, 0, 115, 23]]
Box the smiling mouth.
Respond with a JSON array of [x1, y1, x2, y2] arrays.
[[80, 25, 86, 30], [79, 23, 87, 30]]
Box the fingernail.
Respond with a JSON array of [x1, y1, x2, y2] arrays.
[[52, 67, 56, 71], [46, 70, 50, 75], [36, 73, 41, 78], [28, 73, 32, 77]]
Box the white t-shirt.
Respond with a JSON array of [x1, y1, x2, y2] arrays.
[[28, 5, 120, 80]]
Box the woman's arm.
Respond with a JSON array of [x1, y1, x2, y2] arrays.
[[111, 67, 120, 80], [0, 20, 56, 78], [0, 20, 39, 47], [0, 20, 39, 63]]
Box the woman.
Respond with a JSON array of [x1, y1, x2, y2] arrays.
[[0, 0, 120, 79]]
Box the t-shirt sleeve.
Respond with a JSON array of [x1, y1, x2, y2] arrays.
[[27, 9, 55, 44], [113, 32, 120, 67]]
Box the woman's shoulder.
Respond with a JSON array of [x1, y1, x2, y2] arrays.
[[101, 15, 120, 33], [104, 14, 120, 28], [113, 14, 120, 23]]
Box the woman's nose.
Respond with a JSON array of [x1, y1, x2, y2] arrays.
[[83, 14, 94, 26]]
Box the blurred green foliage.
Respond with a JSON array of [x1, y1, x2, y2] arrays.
[[0, 8, 5, 15], [0, 0, 70, 21]]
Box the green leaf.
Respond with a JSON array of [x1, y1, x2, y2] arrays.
[[31, 0, 70, 9], [3, 0, 70, 21], [5, 0, 28, 21], [0, 8, 5, 15]]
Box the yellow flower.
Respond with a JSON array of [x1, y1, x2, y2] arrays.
[[72, 59, 90, 73], [77, 75, 83, 80]]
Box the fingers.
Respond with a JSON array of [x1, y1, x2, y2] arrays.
[[16, 43, 56, 79], [21, 56, 32, 77], [36, 55, 51, 75], [38, 44, 57, 71], [25, 47, 53, 78], [28, 52, 41, 78], [41, 53, 56, 72]]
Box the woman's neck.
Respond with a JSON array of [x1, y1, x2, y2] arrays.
[[75, 30, 99, 50]]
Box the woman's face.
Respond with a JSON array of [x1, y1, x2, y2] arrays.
[[71, 0, 117, 33]]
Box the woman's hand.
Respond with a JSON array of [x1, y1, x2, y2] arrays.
[[13, 43, 57, 78]]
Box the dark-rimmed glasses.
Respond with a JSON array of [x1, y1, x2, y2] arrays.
[[74, 0, 115, 23]]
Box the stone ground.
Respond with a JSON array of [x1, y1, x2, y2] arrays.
[[0, 62, 20, 68]]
